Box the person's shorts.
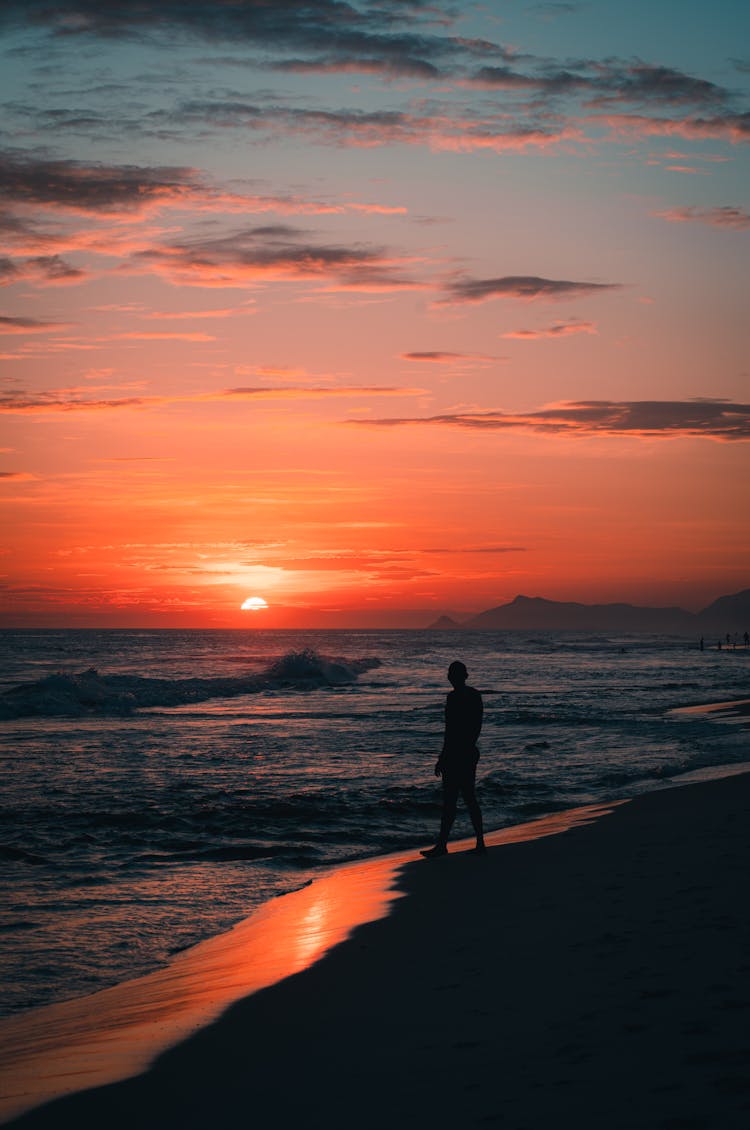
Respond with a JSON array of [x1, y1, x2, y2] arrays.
[[441, 752, 479, 788]]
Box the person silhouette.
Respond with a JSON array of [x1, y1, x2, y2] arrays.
[[421, 660, 486, 858]]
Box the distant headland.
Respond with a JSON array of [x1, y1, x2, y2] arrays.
[[427, 588, 750, 634]]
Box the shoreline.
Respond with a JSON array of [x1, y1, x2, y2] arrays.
[[671, 697, 750, 721], [1, 758, 748, 1127], [0, 802, 617, 1123], [1, 696, 745, 1039]]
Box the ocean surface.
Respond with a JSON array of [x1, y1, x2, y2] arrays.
[[0, 628, 748, 1019]]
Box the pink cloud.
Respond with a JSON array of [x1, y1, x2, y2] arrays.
[[105, 331, 217, 342], [0, 153, 407, 222], [172, 100, 583, 154], [191, 192, 407, 217], [653, 205, 750, 230], [595, 111, 750, 143], [0, 255, 87, 287], [0, 470, 37, 482], [501, 319, 597, 339], [219, 386, 425, 401], [0, 384, 427, 415], [143, 306, 255, 320], [131, 226, 424, 292]]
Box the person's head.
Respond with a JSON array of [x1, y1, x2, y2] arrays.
[[447, 660, 468, 688]]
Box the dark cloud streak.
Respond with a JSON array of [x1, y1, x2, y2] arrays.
[[132, 223, 422, 291], [349, 400, 750, 441], [439, 275, 620, 305], [471, 60, 730, 109], [0, 151, 197, 213], [0, 315, 70, 333], [0, 254, 85, 286], [0, 1, 504, 81]]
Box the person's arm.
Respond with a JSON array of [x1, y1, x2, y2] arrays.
[[435, 696, 449, 775], [469, 691, 483, 748]]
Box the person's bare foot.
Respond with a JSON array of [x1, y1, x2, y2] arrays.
[[470, 843, 487, 855], [420, 844, 448, 859]]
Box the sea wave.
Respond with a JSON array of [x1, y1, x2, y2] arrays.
[[0, 649, 382, 719]]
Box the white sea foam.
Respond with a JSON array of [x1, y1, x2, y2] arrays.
[[0, 649, 382, 719]]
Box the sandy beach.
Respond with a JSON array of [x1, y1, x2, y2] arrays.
[[3, 769, 749, 1130]]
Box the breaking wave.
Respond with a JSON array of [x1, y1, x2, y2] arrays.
[[0, 649, 382, 719]]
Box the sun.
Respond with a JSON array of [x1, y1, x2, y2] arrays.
[[241, 596, 268, 612]]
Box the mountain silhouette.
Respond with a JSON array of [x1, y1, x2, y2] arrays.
[[427, 588, 750, 633], [696, 589, 750, 631], [429, 614, 463, 630]]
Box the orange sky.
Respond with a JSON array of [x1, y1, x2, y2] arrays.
[[1, 2, 749, 627]]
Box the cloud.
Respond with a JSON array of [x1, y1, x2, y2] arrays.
[[11, 65, 738, 164], [0, 337, 106, 360], [585, 63, 728, 109], [0, 383, 426, 415], [400, 351, 499, 363], [0, 1, 503, 81], [0, 151, 199, 216], [2, 2, 732, 120], [597, 111, 750, 143], [423, 543, 528, 553], [348, 399, 750, 441], [3, 6, 746, 165], [163, 99, 580, 153], [221, 385, 424, 401], [0, 315, 71, 334], [653, 206, 750, 231], [105, 331, 217, 342], [0, 393, 155, 414], [0, 254, 86, 287], [0, 165, 418, 295], [439, 275, 620, 305], [528, 2, 580, 16], [468, 60, 729, 111], [271, 55, 444, 80], [0, 152, 408, 238], [176, 186, 408, 218], [143, 306, 255, 320], [501, 319, 597, 339], [0, 208, 47, 242], [0, 259, 19, 283], [132, 224, 423, 291], [1, 93, 573, 155], [0, 470, 36, 482], [0, 152, 419, 293]]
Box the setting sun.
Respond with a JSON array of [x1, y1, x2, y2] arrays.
[[241, 597, 269, 612]]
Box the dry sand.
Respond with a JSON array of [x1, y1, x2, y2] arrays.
[[4, 772, 749, 1130]]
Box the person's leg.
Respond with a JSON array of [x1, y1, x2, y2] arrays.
[[421, 773, 459, 857], [460, 769, 486, 852], [438, 774, 460, 846]]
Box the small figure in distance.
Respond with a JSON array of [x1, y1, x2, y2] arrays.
[[421, 660, 486, 859]]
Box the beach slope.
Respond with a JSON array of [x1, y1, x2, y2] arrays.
[[6, 773, 749, 1130]]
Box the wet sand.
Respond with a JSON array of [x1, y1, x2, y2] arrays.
[[3, 771, 749, 1130]]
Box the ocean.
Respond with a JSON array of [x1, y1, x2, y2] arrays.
[[0, 628, 747, 1019]]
